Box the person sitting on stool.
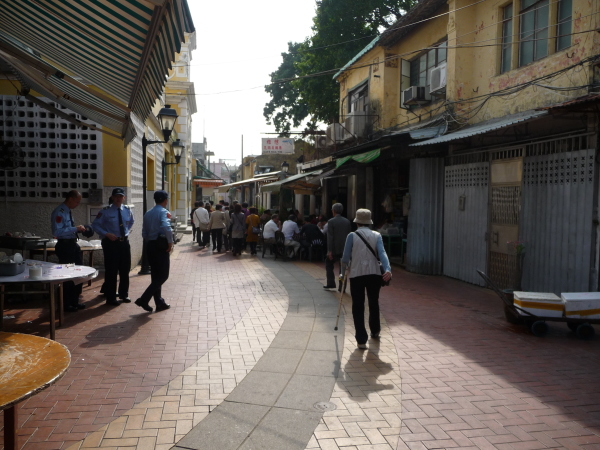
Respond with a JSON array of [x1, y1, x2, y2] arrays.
[[92, 187, 134, 306]]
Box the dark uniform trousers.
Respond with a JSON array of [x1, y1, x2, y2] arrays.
[[325, 253, 343, 288], [55, 239, 83, 307], [101, 238, 131, 301], [139, 240, 170, 306]]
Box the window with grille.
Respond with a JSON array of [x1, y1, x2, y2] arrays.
[[519, 0, 550, 66], [556, 0, 572, 51], [409, 41, 447, 88], [501, 4, 513, 73]]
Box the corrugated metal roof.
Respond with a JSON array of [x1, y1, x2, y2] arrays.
[[333, 35, 380, 80], [410, 110, 548, 147], [260, 171, 321, 193]]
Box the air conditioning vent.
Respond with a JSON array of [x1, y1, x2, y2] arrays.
[[402, 86, 431, 106], [429, 64, 447, 95], [315, 136, 327, 149], [344, 111, 370, 138], [326, 123, 344, 145]]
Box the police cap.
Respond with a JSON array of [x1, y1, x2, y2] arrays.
[[111, 187, 125, 196], [154, 190, 169, 202]]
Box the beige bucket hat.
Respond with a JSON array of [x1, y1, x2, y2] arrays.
[[353, 208, 373, 225]]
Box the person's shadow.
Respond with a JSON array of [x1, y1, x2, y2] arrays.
[[79, 314, 152, 348], [339, 340, 395, 402]]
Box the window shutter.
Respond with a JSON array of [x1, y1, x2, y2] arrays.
[[400, 59, 411, 108]]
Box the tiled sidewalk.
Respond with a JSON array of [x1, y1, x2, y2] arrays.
[[380, 271, 600, 450], [1, 237, 266, 449], [3, 238, 600, 450]]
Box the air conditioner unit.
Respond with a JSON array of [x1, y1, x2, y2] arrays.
[[315, 136, 328, 149], [429, 63, 447, 95], [401, 86, 430, 106], [344, 111, 369, 138], [326, 123, 344, 145]]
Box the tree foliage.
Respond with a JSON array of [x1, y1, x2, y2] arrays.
[[264, 0, 414, 135]]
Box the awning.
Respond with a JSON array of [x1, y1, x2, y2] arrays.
[[193, 178, 223, 188], [260, 171, 321, 193], [336, 149, 380, 168], [410, 110, 548, 147], [217, 175, 279, 193], [0, 0, 194, 144]]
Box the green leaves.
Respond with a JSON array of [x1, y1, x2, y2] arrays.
[[264, 0, 414, 134]]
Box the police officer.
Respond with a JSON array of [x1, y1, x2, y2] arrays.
[[51, 190, 87, 312], [92, 188, 134, 306], [135, 190, 172, 313]]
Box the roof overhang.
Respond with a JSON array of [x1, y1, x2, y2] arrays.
[[260, 171, 321, 194], [193, 178, 223, 188], [0, 0, 194, 145], [217, 175, 279, 193], [410, 110, 548, 147]]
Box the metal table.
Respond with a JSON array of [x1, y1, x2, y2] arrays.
[[0, 331, 71, 450], [0, 260, 98, 340], [0, 236, 50, 260]]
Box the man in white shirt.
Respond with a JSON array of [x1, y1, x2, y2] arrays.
[[263, 214, 280, 243], [192, 203, 210, 248], [282, 214, 301, 258]]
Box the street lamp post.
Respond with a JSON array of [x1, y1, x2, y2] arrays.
[[139, 105, 178, 275], [161, 139, 184, 190]]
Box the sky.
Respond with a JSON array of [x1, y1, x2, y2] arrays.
[[186, 1, 318, 166]]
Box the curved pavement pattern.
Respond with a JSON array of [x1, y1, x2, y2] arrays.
[[67, 247, 403, 450]]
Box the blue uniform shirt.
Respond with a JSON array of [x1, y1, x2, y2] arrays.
[[51, 203, 78, 239], [92, 204, 135, 238], [142, 205, 174, 243]]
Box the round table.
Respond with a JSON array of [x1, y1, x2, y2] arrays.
[[0, 260, 98, 339], [0, 331, 71, 450]]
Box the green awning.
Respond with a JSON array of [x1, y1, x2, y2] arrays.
[[0, 0, 194, 144], [336, 149, 380, 167]]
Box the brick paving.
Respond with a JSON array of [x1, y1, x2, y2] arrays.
[[379, 270, 600, 450], [1, 237, 260, 449], [2, 238, 600, 449]]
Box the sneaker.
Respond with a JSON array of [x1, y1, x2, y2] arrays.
[[119, 297, 132, 303], [323, 285, 337, 291], [371, 333, 380, 339], [357, 343, 368, 350]]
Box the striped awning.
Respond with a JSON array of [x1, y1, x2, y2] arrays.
[[0, 0, 194, 143]]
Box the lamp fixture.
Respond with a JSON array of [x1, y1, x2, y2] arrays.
[[156, 105, 178, 142]]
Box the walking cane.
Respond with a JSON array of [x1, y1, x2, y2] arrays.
[[334, 261, 350, 331]]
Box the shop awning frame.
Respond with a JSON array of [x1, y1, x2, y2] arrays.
[[217, 175, 279, 193], [260, 171, 321, 194]]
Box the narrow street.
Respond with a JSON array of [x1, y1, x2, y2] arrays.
[[1, 235, 600, 449]]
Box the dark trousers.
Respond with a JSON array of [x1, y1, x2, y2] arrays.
[[325, 253, 343, 288], [223, 232, 230, 251], [55, 239, 83, 307], [248, 241, 257, 254], [350, 274, 382, 344], [232, 237, 244, 254], [140, 240, 170, 306], [191, 224, 197, 241], [202, 230, 211, 246], [101, 238, 131, 301], [211, 229, 223, 251]]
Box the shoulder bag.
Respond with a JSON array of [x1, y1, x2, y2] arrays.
[[354, 231, 390, 287]]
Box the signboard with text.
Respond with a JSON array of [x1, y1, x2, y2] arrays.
[[262, 138, 294, 154]]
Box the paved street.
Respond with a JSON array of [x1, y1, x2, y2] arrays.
[[1, 235, 600, 449]]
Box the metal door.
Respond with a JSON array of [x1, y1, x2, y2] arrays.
[[521, 137, 596, 293], [488, 157, 523, 289], [443, 161, 489, 285]]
